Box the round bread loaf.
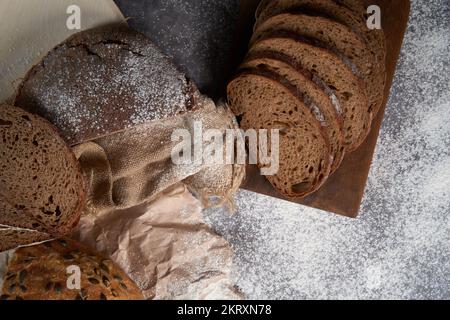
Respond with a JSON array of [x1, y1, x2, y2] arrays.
[[0, 105, 85, 252], [15, 24, 199, 146], [0, 239, 144, 300]]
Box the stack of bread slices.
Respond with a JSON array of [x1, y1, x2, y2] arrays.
[[227, 0, 386, 198]]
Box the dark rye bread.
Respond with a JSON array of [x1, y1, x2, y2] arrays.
[[0, 105, 85, 245], [0, 228, 52, 253], [255, 0, 273, 19], [0, 194, 50, 234], [15, 24, 199, 146], [1, 239, 144, 300], [249, 35, 371, 151], [255, 0, 367, 37], [250, 12, 383, 119], [255, 0, 386, 115], [227, 73, 331, 198], [332, 0, 365, 13], [240, 54, 345, 173]]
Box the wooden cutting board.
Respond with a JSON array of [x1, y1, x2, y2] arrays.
[[0, 0, 410, 218], [0, 0, 124, 103], [237, 0, 411, 218]]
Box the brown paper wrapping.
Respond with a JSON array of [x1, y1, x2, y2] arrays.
[[74, 184, 243, 300], [0, 96, 245, 300], [71, 97, 245, 299], [0, 0, 246, 299]]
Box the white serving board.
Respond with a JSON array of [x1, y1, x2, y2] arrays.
[[0, 0, 124, 103]]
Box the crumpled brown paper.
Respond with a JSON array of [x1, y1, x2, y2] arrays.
[[74, 184, 243, 299], [71, 96, 245, 300]]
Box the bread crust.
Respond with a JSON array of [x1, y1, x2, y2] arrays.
[[228, 73, 332, 198], [14, 24, 199, 146], [255, 0, 386, 116], [241, 54, 346, 174], [1, 239, 144, 300], [250, 35, 372, 151], [0, 228, 52, 253], [251, 12, 384, 118]]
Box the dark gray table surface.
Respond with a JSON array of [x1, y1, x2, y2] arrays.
[[113, 0, 240, 99], [205, 0, 449, 300]]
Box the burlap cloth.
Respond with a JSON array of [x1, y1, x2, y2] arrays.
[[71, 96, 245, 299]]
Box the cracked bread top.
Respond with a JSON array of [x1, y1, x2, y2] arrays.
[[15, 24, 199, 146]]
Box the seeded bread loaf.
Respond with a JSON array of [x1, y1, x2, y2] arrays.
[[15, 24, 199, 146], [0, 239, 144, 300], [241, 54, 345, 173], [0, 105, 85, 251], [227, 73, 331, 197], [250, 12, 383, 120], [249, 34, 371, 151], [255, 0, 386, 115]]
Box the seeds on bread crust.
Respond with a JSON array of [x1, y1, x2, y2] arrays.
[[1, 239, 144, 300]]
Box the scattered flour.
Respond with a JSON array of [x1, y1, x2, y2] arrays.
[[16, 26, 195, 145], [205, 0, 450, 300], [113, 0, 240, 98]]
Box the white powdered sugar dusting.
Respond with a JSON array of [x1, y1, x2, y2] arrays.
[[204, 0, 449, 300]]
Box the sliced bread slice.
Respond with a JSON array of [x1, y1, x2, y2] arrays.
[[332, 0, 365, 13], [250, 12, 383, 118], [241, 54, 345, 173], [249, 35, 371, 151], [0, 105, 86, 238], [256, 0, 273, 19], [227, 73, 332, 198], [0, 227, 52, 253], [0, 194, 50, 234], [255, 0, 386, 115]]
